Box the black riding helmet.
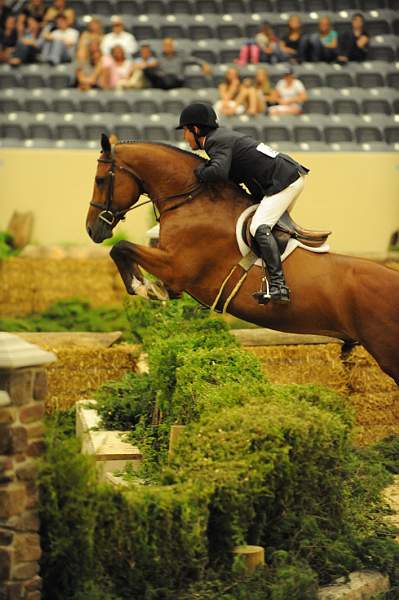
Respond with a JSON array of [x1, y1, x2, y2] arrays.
[[176, 102, 219, 130]]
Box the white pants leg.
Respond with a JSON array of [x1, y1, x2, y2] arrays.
[[249, 175, 305, 237]]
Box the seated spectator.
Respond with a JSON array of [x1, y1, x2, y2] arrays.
[[101, 15, 137, 59], [9, 16, 42, 65], [337, 13, 369, 63], [309, 16, 338, 62], [253, 66, 277, 110], [76, 44, 108, 90], [143, 37, 211, 90], [279, 15, 309, 63], [268, 66, 307, 115], [214, 67, 242, 115], [44, 0, 75, 28], [0, 0, 11, 30], [0, 15, 17, 63], [76, 16, 103, 63], [40, 12, 79, 65], [117, 43, 157, 89], [236, 22, 284, 65], [101, 44, 132, 89], [23, 0, 46, 24]]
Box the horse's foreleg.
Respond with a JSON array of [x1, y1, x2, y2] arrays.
[[110, 240, 182, 300]]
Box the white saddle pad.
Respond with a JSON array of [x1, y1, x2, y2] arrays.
[[236, 205, 330, 266]]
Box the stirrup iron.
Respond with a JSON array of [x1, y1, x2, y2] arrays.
[[252, 275, 271, 305]]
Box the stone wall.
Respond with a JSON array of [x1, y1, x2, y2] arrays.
[[0, 335, 56, 600]]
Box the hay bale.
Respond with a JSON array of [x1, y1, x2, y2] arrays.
[[344, 346, 397, 394], [42, 344, 140, 413], [0, 257, 126, 316], [349, 390, 399, 445], [247, 344, 348, 393]]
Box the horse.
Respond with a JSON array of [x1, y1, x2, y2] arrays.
[[86, 134, 399, 385]]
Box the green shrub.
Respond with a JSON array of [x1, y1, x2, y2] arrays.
[[0, 231, 18, 258]]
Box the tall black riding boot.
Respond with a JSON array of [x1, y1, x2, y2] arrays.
[[253, 224, 291, 304]]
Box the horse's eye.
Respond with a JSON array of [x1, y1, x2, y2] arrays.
[[95, 176, 105, 186]]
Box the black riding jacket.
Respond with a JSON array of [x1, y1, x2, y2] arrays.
[[194, 127, 309, 200]]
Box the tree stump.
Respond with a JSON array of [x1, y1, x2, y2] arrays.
[[6, 211, 34, 249], [233, 545, 265, 574]]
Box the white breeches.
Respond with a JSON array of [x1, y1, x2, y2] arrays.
[[249, 174, 305, 237]]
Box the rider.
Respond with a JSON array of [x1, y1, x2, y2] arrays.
[[176, 101, 309, 304]]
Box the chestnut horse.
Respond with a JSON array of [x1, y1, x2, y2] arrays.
[[86, 135, 399, 385]]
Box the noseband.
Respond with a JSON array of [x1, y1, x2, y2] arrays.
[[90, 145, 204, 227], [90, 150, 147, 227]]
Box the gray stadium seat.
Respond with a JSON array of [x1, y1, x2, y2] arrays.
[[27, 123, 54, 140], [356, 71, 385, 88], [133, 98, 160, 114], [355, 125, 384, 143], [185, 74, 213, 88], [25, 98, 51, 113], [161, 98, 185, 113], [89, 0, 113, 15], [217, 23, 244, 40], [386, 70, 399, 88], [133, 23, 159, 40], [324, 125, 353, 143], [325, 72, 354, 89], [219, 48, 240, 63], [167, 0, 194, 14], [362, 98, 392, 115], [23, 74, 47, 89], [114, 124, 142, 140], [68, 0, 90, 16], [48, 72, 74, 90], [143, 125, 171, 141], [332, 98, 360, 115], [116, 0, 141, 13], [303, 0, 330, 11], [194, 0, 220, 13], [303, 99, 330, 115], [385, 126, 399, 144], [272, 0, 301, 11], [360, 0, 388, 8], [0, 98, 22, 112], [106, 98, 132, 114], [160, 23, 187, 38], [263, 124, 292, 143], [223, 0, 249, 13], [0, 72, 20, 89], [143, 0, 167, 14], [52, 98, 77, 113], [293, 125, 323, 143], [297, 73, 324, 89], [331, 0, 359, 10], [188, 23, 216, 40], [79, 98, 105, 113]]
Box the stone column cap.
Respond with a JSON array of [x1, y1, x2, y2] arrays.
[[0, 333, 57, 369]]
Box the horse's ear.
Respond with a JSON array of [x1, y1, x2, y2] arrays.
[[101, 133, 111, 154]]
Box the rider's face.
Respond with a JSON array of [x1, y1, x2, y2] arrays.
[[183, 127, 199, 150]]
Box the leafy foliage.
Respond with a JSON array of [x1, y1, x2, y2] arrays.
[[0, 231, 18, 258]]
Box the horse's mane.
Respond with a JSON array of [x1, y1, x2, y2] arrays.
[[116, 140, 253, 204]]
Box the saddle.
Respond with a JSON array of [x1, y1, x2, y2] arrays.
[[243, 210, 331, 256]]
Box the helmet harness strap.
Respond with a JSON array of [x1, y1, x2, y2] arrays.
[[188, 125, 203, 150]]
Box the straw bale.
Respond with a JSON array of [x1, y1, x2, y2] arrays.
[[248, 344, 348, 393], [343, 346, 397, 394], [42, 344, 139, 413], [0, 257, 126, 316], [349, 390, 399, 445]]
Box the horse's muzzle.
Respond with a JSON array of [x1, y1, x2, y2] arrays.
[[87, 220, 113, 244]]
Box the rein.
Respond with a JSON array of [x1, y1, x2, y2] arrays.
[[90, 146, 203, 226]]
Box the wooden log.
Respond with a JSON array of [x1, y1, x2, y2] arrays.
[[16, 331, 123, 348], [6, 210, 34, 249], [231, 328, 341, 347], [168, 425, 186, 462], [233, 545, 265, 574]]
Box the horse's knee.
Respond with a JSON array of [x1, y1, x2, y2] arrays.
[[110, 240, 131, 259]]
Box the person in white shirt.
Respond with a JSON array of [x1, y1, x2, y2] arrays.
[[40, 12, 78, 64], [268, 66, 307, 115], [101, 15, 137, 59]]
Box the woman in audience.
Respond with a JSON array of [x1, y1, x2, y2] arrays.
[[214, 67, 242, 115], [0, 14, 17, 63], [76, 43, 108, 90], [337, 13, 369, 63], [279, 15, 308, 63], [76, 17, 103, 63], [268, 66, 307, 115], [44, 0, 75, 28], [9, 15, 42, 65], [309, 16, 338, 62], [40, 12, 79, 65], [101, 44, 132, 90]]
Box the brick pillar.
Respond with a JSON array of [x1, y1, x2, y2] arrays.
[[0, 334, 56, 600]]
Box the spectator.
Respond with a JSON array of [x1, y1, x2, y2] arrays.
[[40, 12, 79, 65], [236, 22, 284, 65], [44, 0, 76, 28], [76, 16, 103, 62], [9, 15, 42, 65], [0, 0, 11, 30], [0, 15, 17, 63], [214, 67, 242, 115], [143, 37, 211, 90], [117, 43, 157, 89], [23, 0, 46, 24], [337, 13, 369, 63], [309, 16, 338, 62], [279, 15, 309, 63], [101, 15, 137, 59], [76, 45, 108, 90], [101, 44, 132, 89], [268, 66, 307, 115], [253, 66, 277, 111]]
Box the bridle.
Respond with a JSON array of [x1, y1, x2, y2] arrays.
[[90, 147, 203, 227]]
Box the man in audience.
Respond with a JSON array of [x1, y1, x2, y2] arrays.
[[40, 12, 79, 65], [101, 15, 137, 59], [9, 15, 42, 65], [0, 14, 17, 63], [337, 13, 369, 63], [117, 43, 158, 89], [143, 37, 211, 90]]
